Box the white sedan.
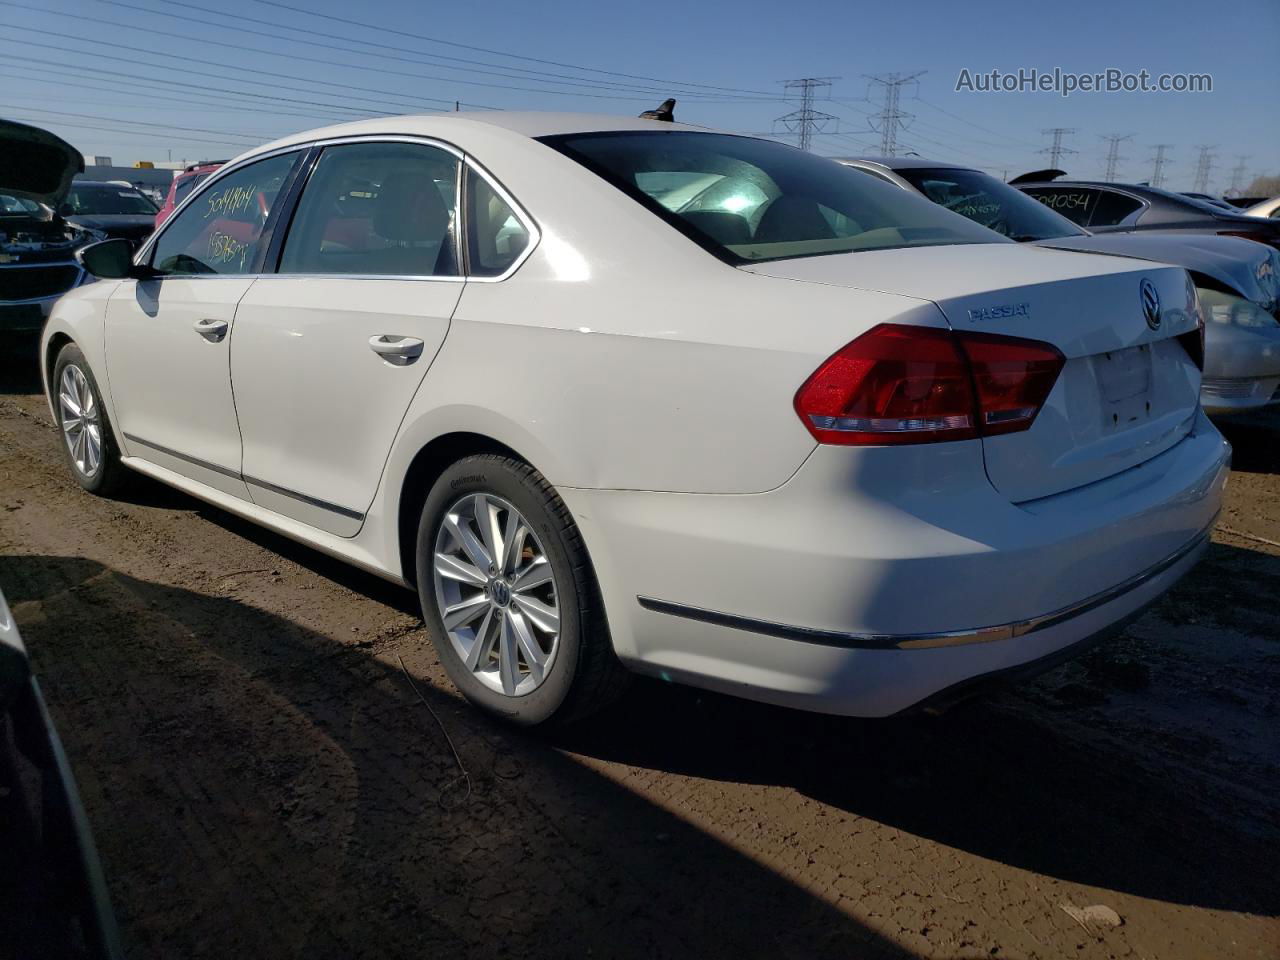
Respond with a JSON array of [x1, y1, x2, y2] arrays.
[[41, 112, 1229, 724]]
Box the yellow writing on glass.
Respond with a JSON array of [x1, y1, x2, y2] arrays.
[[205, 184, 257, 220], [208, 230, 250, 270]]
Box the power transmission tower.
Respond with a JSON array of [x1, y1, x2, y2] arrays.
[[1099, 133, 1132, 182], [1038, 128, 1077, 169], [1191, 145, 1216, 193], [865, 71, 925, 157], [1226, 155, 1250, 197], [774, 77, 839, 152], [1148, 144, 1173, 187]]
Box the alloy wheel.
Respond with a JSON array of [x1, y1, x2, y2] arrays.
[[59, 364, 102, 477], [432, 493, 561, 697]]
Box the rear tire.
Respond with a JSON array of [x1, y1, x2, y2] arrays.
[[416, 454, 627, 726], [52, 343, 130, 496]]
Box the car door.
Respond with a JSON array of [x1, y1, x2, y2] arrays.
[[105, 150, 303, 498], [229, 140, 465, 537]]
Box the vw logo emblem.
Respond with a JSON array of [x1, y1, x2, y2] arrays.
[[1140, 278, 1161, 330], [491, 580, 511, 607]]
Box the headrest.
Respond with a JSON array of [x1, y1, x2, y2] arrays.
[[373, 172, 451, 242]]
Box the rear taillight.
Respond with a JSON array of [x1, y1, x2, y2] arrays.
[[794, 323, 1064, 446]]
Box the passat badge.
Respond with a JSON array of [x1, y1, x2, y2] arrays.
[[967, 302, 1030, 323], [1140, 278, 1161, 330]]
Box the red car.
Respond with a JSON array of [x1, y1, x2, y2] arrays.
[[154, 160, 224, 228]]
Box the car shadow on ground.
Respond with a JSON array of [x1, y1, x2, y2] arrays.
[[1216, 411, 1280, 475], [0, 335, 43, 396], [2, 554, 924, 960]]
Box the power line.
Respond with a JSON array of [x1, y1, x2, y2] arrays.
[[0, 52, 414, 119], [2, 24, 691, 108], [774, 78, 839, 151], [9, 1, 695, 102], [0, 104, 272, 143], [1148, 144, 1174, 188], [0, 114, 261, 149], [243, 0, 780, 97], [90, 0, 774, 102], [0, 71, 382, 126], [1099, 133, 1133, 182], [1192, 145, 1216, 193], [865, 71, 925, 157], [913, 98, 1043, 149]]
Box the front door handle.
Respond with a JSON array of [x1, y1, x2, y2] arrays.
[[194, 317, 229, 342], [368, 335, 425, 365]]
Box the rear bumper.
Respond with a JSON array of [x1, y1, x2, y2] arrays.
[[1202, 322, 1280, 412], [564, 410, 1229, 716], [1202, 377, 1280, 414]]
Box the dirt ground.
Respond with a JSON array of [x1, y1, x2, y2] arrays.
[[1, 341, 1276, 960]]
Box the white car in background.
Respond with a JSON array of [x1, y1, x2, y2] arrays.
[[41, 113, 1228, 724], [1242, 195, 1280, 219]]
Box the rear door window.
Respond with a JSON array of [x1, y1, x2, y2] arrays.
[[1021, 187, 1099, 227], [278, 141, 460, 277], [149, 152, 300, 275]]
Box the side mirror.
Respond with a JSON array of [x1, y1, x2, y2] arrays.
[[76, 238, 155, 280]]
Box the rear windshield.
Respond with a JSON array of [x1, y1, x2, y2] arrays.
[[891, 166, 1086, 242], [540, 131, 1005, 264]]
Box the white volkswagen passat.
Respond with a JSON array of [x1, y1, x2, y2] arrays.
[[41, 113, 1228, 725]]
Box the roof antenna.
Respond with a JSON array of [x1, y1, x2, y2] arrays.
[[639, 98, 676, 122]]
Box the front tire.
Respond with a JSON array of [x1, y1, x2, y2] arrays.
[[52, 343, 130, 496], [416, 454, 626, 726]]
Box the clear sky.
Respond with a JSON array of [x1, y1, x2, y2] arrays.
[[3, 0, 1277, 193]]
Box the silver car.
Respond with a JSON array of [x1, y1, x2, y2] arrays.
[[840, 157, 1280, 414]]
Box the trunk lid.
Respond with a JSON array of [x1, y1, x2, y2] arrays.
[[743, 244, 1202, 502]]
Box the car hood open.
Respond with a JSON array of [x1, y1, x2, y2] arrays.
[[0, 118, 83, 206]]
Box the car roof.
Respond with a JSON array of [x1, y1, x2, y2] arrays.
[[832, 155, 969, 170], [246, 111, 708, 158]]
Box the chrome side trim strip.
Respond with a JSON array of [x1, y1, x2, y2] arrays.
[[242, 476, 364, 522], [122, 432, 240, 480], [123, 433, 364, 521], [637, 525, 1213, 651]]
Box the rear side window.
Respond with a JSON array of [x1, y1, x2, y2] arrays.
[[150, 152, 299, 275], [542, 131, 1003, 264], [1087, 189, 1144, 226], [279, 142, 460, 277], [1021, 187, 1098, 226], [466, 171, 531, 277]]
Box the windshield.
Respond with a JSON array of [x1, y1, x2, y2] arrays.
[[892, 166, 1086, 241], [541, 131, 1005, 263], [64, 184, 159, 216], [0, 193, 43, 216]]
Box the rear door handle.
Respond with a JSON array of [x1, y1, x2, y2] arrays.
[[368, 335, 425, 365], [194, 317, 229, 342]]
